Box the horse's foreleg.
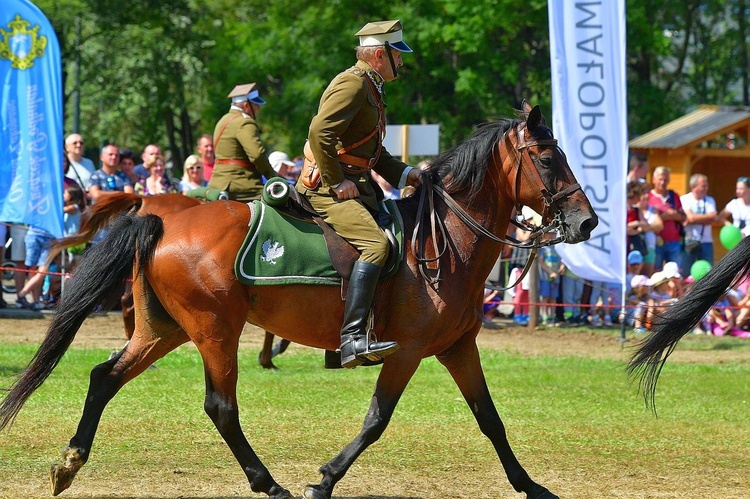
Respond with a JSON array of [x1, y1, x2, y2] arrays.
[[199, 338, 293, 499], [437, 335, 558, 499], [303, 355, 421, 499], [50, 333, 185, 496]]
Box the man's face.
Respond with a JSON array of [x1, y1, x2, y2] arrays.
[[65, 134, 84, 156], [692, 178, 708, 198], [652, 172, 669, 193], [371, 47, 404, 82], [198, 137, 214, 160], [101, 146, 120, 169], [142, 145, 162, 164]]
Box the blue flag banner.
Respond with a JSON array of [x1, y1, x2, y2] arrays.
[[0, 0, 63, 238]]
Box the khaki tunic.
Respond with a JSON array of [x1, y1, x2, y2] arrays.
[[209, 109, 275, 202], [296, 60, 409, 266]]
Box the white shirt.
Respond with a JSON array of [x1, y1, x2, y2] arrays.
[[723, 198, 750, 236], [680, 192, 717, 243], [66, 156, 95, 190]]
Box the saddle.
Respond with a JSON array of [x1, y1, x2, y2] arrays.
[[234, 184, 403, 286]]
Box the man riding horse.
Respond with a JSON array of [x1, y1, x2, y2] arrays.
[[296, 20, 423, 368], [209, 83, 276, 201]]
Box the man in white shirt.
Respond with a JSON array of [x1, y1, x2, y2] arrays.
[[64, 133, 95, 192], [680, 173, 717, 270]]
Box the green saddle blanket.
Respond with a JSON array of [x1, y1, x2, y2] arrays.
[[235, 199, 403, 286]]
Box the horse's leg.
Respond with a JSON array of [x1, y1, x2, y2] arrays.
[[50, 314, 188, 495], [258, 331, 278, 369], [258, 332, 292, 369], [197, 329, 293, 499], [436, 333, 557, 499], [303, 356, 421, 499]]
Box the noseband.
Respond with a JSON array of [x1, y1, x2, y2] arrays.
[[411, 124, 582, 290]]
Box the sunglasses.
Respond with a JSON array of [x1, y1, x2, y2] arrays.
[[739, 176, 749, 183], [187, 166, 202, 171], [72, 141, 84, 145]]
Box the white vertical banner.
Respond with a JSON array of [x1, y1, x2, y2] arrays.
[[548, 0, 627, 286]]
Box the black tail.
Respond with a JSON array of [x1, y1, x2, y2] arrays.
[[0, 214, 163, 431], [628, 237, 750, 411]]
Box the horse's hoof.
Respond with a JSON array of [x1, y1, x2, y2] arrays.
[[302, 484, 330, 499], [269, 487, 295, 499], [50, 462, 78, 496], [527, 484, 559, 499]]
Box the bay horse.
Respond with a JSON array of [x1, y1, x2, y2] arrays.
[[628, 236, 750, 410], [0, 103, 598, 498], [53, 191, 288, 368]]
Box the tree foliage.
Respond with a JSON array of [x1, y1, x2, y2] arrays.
[[30, 0, 750, 168]]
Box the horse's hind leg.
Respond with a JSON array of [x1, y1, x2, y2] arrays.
[[196, 323, 293, 498], [50, 286, 188, 495], [303, 355, 422, 499], [436, 334, 558, 499]]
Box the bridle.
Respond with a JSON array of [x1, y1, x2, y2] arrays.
[[411, 123, 582, 289]]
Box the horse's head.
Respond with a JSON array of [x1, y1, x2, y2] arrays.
[[504, 101, 598, 244]]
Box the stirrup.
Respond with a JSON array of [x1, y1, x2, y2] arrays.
[[339, 335, 399, 369]]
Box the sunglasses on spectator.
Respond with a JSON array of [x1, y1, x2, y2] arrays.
[[187, 166, 202, 171], [739, 176, 749, 184]]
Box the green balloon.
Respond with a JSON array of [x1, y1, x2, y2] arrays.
[[719, 224, 743, 250], [690, 259, 712, 281]]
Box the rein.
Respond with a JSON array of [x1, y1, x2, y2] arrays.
[[411, 126, 582, 291]]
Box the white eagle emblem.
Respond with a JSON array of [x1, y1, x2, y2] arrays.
[[260, 239, 285, 265]]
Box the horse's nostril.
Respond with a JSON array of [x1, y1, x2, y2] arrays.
[[579, 216, 599, 237]]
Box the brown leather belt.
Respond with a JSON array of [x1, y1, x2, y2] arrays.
[[215, 158, 254, 168]]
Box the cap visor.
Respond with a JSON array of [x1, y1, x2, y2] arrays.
[[389, 40, 412, 53], [250, 97, 267, 105]]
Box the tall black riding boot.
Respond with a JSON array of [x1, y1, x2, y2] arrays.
[[339, 261, 399, 368]]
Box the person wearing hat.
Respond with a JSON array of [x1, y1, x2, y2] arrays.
[[297, 20, 423, 368], [208, 82, 276, 202], [268, 150, 297, 182]]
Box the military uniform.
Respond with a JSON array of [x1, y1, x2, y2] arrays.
[[209, 83, 276, 202], [297, 20, 415, 369], [296, 59, 410, 266]]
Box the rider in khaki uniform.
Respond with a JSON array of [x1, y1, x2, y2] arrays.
[[296, 20, 422, 368], [209, 83, 276, 202]]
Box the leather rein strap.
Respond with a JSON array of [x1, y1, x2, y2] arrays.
[[411, 125, 582, 291]]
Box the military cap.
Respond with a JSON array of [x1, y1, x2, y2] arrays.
[[227, 82, 267, 105], [355, 20, 412, 53]]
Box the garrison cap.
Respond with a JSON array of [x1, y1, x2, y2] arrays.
[[227, 82, 267, 105], [355, 20, 412, 53]]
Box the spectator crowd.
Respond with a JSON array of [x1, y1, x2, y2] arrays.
[[2, 131, 303, 311], [484, 152, 750, 337]]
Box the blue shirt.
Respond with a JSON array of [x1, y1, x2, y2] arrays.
[[89, 169, 132, 192]]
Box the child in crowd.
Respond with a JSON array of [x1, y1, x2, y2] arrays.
[[538, 243, 564, 325], [626, 250, 644, 297], [703, 292, 750, 338], [483, 286, 501, 325], [662, 261, 684, 299], [646, 271, 674, 330], [627, 274, 650, 334]]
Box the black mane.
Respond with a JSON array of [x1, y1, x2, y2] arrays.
[[426, 119, 520, 200]]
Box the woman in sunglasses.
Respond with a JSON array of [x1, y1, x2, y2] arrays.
[[180, 154, 208, 193]]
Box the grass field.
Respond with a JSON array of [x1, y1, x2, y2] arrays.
[[1, 318, 749, 498]]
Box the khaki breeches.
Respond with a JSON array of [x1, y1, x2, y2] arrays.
[[306, 194, 388, 267], [208, 167, 264, 202]]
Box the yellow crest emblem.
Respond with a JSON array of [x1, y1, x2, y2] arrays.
[[0, 14, 47, 70]]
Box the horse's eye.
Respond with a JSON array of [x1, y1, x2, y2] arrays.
[[539, 156, 552, 167]]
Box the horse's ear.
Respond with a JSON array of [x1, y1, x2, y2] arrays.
[[526, 105, 542, 130], [521, 99, 532, 117]]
